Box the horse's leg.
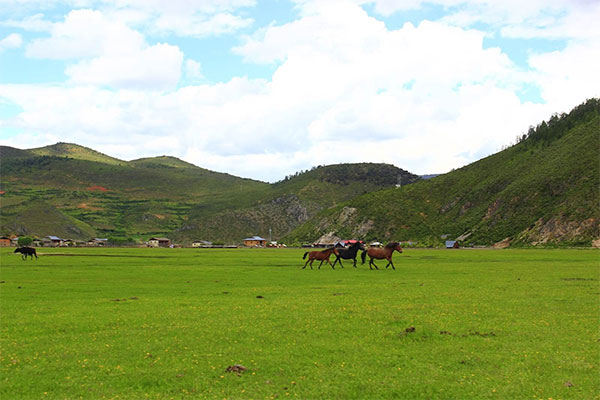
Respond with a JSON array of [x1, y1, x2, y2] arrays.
[[328, 257, 335, 270], [385, 257, 395, 270], [318, 259, 325, 269], [369, 258, 379, 270], [331, 256, 339, 268], [352, 257, 357, 268], [337, 257, 344, 268], [371, 258, 379, 269], [303, 256, 313, 269]]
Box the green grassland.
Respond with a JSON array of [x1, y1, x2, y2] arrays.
[[1, 248, 598, 399]]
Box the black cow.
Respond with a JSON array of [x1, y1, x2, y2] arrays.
[[14, 247, 38, 260]]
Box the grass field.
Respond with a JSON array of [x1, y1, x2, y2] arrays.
[[0, 247, 598, 399]]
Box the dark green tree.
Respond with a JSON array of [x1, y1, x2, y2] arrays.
[[17, 236, 33, 246]]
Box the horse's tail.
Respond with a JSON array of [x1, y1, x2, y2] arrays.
[[303, 252, 308, 259], [361, 249, 367, 264]]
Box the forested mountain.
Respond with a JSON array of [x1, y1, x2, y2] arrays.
[[284, 99, 600, 247]]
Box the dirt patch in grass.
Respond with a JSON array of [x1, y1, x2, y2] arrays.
[[77, 203, 104, 211], [225, 365, 247, 375], [86, 185, 108, 192]]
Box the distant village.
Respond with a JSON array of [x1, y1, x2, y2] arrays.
[[1, 234, 461, 249], [0, 235, 285, 248]]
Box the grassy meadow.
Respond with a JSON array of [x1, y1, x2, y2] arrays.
[[0, 247, 598, 399]]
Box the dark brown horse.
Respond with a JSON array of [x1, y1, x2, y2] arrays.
[[302, 247, 337, 269], [361, 242, 403, 270], [331, 242, 364, 268]]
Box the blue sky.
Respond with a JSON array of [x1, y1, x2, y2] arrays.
[[1, 0, 598, 181]]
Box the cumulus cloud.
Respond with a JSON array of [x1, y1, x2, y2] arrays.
[[26, 9, 145, 59], [25, 9, 183, 90], [528, 39, 600, 110]]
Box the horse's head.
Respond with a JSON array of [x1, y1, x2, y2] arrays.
[[14, 248, 20, 253], [385, 242, 403, 253]]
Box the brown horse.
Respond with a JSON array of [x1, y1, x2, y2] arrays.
[[360, 242, 403, 270], [302, 247, 337, 269]]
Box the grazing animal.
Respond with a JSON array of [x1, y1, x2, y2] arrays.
[[302, 247, 337, 269], [361, 242, 403, 270], [14, 247, 38, 260], [331, 242, 365, 268]]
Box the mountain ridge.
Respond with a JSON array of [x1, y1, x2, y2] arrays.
[[1, 145, 414, 242]]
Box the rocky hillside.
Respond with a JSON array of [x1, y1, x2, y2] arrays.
[[171, 163, 419, 243]]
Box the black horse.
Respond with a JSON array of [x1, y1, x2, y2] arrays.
[[14, 247, 38, 260], [331, 242, 364, 268]]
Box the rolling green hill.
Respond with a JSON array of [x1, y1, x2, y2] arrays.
[[284, 99, 600, 247], [29, 142, 126, 165], [0, 143, 415, 243]]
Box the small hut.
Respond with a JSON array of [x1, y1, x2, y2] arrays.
[[445, 241, 459, 249], [243, 236, 267, 247], [148, 237, 171, 248]]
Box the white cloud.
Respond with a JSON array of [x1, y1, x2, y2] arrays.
[[0, 33, 22, 51], [65, 43, 183, 90], [0, 13, 54, 32], [528, 39, 600, 110], [362, 0, 600, 41], [25, 9, 183, 90], [152, 11, 253, 37], [84, 0, 256, 37], [26, 9, 145, 59]]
